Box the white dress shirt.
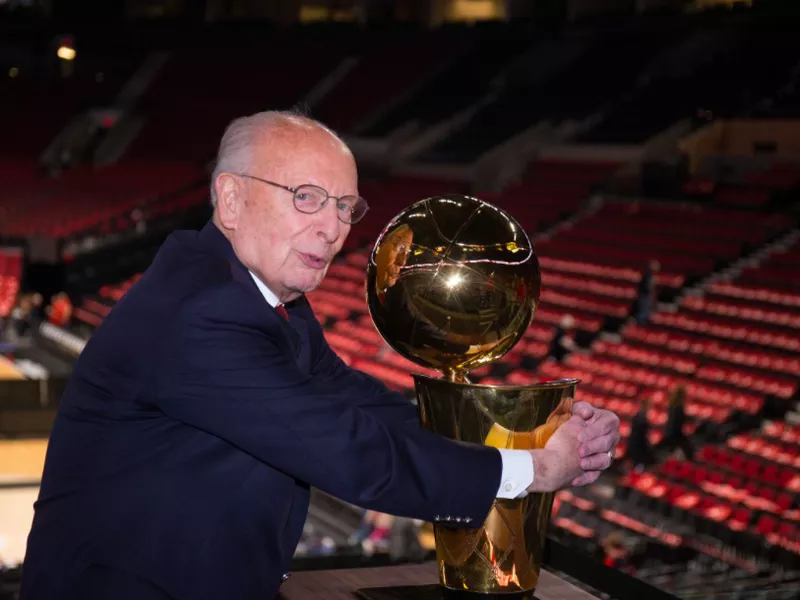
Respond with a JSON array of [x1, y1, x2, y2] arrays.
[[249, 271, 535, 499]]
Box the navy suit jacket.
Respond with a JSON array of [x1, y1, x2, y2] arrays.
[[20, 222, 501, 600]]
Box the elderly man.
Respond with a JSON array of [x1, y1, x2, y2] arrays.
[[20, 111, 619, 600]]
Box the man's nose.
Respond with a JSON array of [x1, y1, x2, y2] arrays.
[[315, 200, 341, 243]]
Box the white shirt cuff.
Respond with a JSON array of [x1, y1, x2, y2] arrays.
[[496, 449, 534, 499]]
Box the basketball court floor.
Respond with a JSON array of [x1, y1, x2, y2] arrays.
[[0, 439, 45, 567], [1, 356, 44, 567]]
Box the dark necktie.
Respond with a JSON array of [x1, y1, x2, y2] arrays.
[[275, 304, 289, 321]]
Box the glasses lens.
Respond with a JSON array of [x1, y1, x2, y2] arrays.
[[293, 185, 328, 213], [338, 196, 368, 224]]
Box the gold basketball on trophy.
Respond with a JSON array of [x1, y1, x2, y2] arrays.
[[366, 195, 578, 599], [367, 195, 541, 380]]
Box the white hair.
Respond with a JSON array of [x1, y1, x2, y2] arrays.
[[209, 109, 344, 207]]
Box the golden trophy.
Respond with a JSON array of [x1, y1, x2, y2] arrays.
[[365, 195, 578, 599]]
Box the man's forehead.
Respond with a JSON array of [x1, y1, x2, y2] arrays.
[[253, 122, 348, 158], [254, 139, 357, 191]]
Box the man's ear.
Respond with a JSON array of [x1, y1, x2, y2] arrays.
[[215, 173, 242, 230]]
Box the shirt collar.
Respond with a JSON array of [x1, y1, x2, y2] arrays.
[[249, 271, 281, 308]]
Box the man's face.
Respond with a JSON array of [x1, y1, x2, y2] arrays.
[[219, 128, 357, 302], [385, 231, 413, 288]]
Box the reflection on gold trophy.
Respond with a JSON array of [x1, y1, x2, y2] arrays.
[[366, 195, 579, 598]]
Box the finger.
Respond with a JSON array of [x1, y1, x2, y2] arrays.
[[580, 433, 617, 457], [571, 471, 601, 487], [580, 411, 620, 441], [566, 415, 589, 432], [580, 451, 613, 471], [571, 401, 595, 421]]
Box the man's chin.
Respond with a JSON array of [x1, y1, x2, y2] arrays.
[[291, 275, 327, 296]]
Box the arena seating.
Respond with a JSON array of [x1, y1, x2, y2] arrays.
[[125, 36, 350, 162], [312, 29, 467, 133], [581, 28, 800, 144], [531, 231, 800, 459], [646, 238, 800, 365], [0, 248, 22, 318], [360, 30, 533, 138], [736, 238, 800, 295], [552, 447, 800, 596], [420, 27, 678, 163], [549, 485, 800, 600], [485, 159, 620, 229], [343, 158, 618, 256], [683, 163, 800, 210], [0, 50, 138, 159], [0, 162, 203, 239], [537, 202, 789, 283], [70, 273, 140, 330], [594, 241, 800, 579]]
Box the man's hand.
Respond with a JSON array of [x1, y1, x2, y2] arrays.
[[525, 415, 585, 493], [525, 400, 620, 493], [570, 401, 621, 487]]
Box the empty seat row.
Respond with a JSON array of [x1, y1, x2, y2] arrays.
[[542, 271, 637, 300], [306, 289, 368, 315], [592, 340, 699, 374], [762, 421, 800, 445], [538, 239, 718, 278], [727, 434, 800, 481], [585, 202, 789, 246], [696, 363, 796, 399], [535, 307, 604, 334], [682, 296, 800, 329], [618, 471, 800, 563], [538, 256, 684, 288], [737, 264, 800, 293], [566, 352, 771, 404], [314, 31, 462, 132], [651, 311, 799, 352], [696, 446, 799, 492], [707, 281, 800, 308], [0, 163, 202, 239], [622, 323, 799, 376], [541, 352, 763, 415], [596, 334, 796, 398], [714, 186, 772, 208], [564, 224, 748, 258]]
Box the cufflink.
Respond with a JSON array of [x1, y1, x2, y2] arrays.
[[503, 481, 515, 493]]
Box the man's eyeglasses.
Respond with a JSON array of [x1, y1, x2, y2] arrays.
[[235, 173, 369, 225]]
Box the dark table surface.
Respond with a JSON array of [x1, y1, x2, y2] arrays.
[[277, 562, 600, 600]]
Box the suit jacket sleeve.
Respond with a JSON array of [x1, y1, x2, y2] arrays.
[[155, 283, 500, 523], [307, 313, 420, 427]]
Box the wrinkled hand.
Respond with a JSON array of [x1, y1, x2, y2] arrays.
[[527, 415, 586, 493], [569, 401, 621, 487]]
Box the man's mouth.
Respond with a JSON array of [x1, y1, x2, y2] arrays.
[[299, 252, 328, 270]]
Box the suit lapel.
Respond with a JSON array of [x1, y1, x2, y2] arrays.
[[198, 221, 302, 358], [285, 301, 312, 373]]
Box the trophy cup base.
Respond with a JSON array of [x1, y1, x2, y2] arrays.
[[355, 584, 538, 600]]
